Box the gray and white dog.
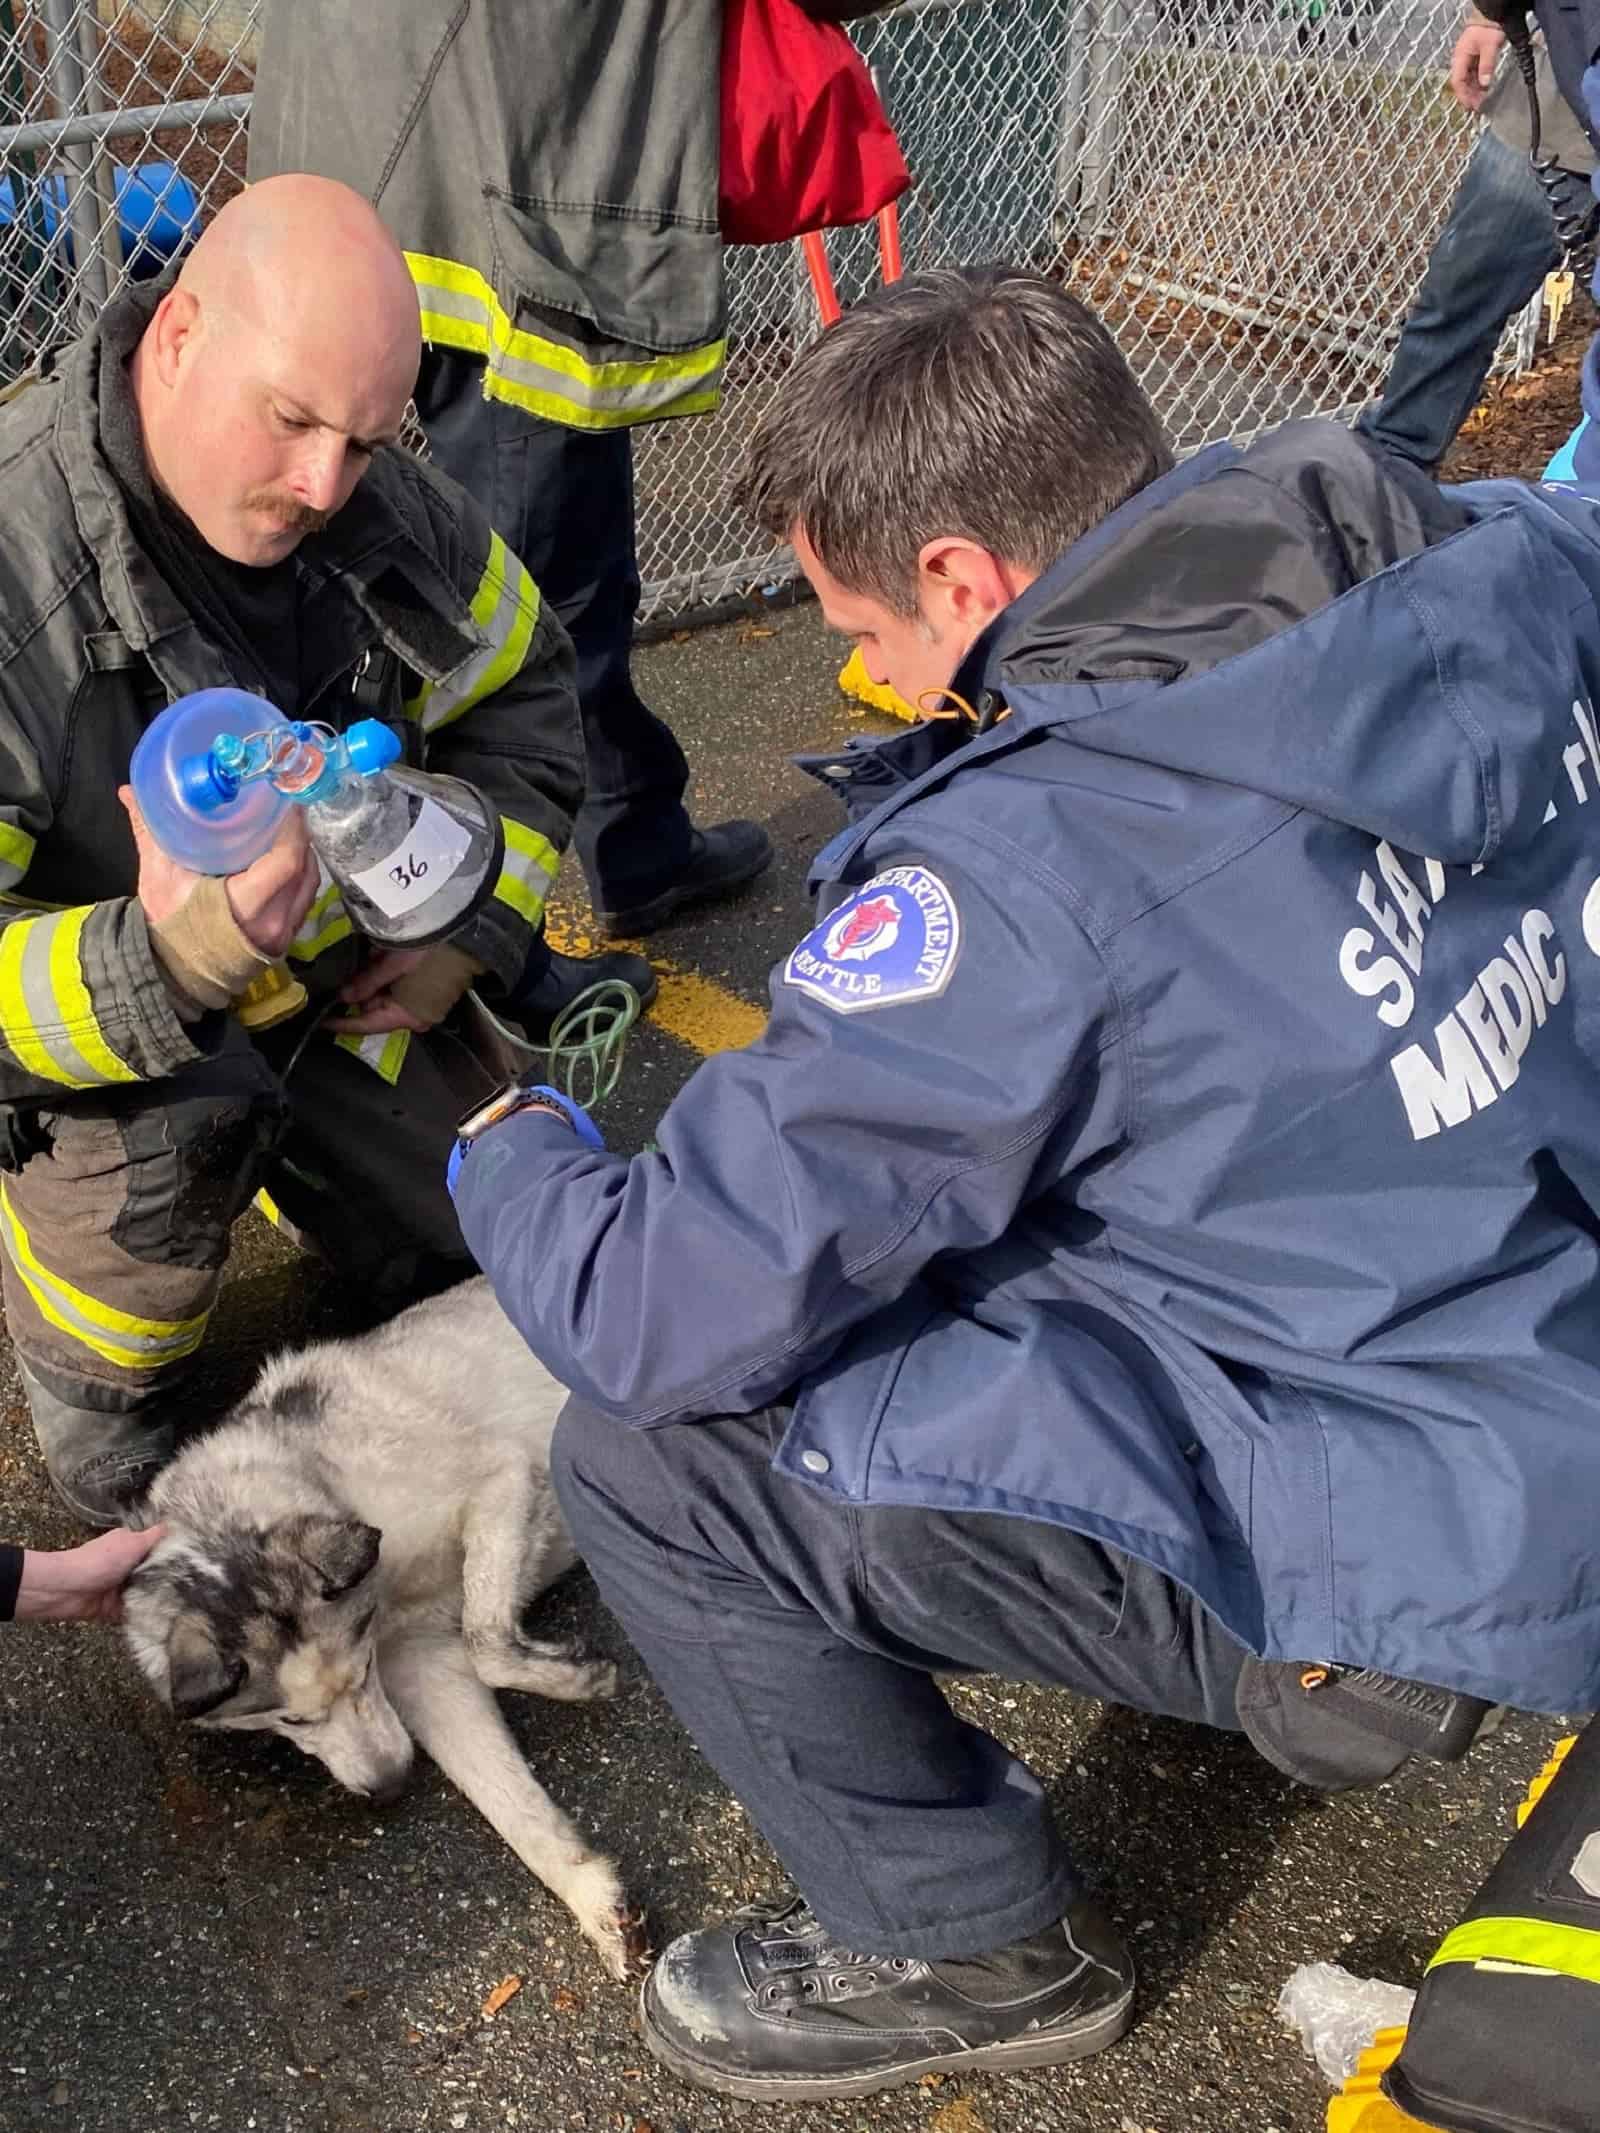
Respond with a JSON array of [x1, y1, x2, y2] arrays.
[[123, 1277, 647, 1981]]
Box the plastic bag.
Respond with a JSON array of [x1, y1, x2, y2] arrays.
[[1277, 1962, 1417, 2086], [719, 0, 909, 244]]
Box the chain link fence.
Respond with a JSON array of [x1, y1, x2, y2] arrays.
[[1, 0, 1525, 621]]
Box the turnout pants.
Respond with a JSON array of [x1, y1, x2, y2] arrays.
[[552, 1399, 1249, 1960], [412, 349, 695, 918], [0, 1012, 493, 1420]]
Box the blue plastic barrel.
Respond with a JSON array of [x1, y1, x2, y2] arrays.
[[0, 162, 200, 279]]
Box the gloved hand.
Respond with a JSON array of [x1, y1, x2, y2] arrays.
[[446, 1083, 606, 1198], [339, 943, 486, 1036], [145, 871, 274, 1019]]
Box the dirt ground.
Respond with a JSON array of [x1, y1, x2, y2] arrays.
[[1443, 298, 1592, 481]]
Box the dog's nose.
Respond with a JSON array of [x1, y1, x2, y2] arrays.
[[367, 1766, 411, 1808]]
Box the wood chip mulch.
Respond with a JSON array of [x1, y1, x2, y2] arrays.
[[1442, 302, 1592, 484]]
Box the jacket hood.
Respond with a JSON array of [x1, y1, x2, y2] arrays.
[[991, 422, 1594, 867]]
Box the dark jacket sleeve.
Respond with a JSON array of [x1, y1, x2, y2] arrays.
[[385, 454, 586, 992], [454, 848, 1123, 1422], [794, 1, 897, 17], [0, 1544, 22, 1621], [0, 699, 210, 1106]]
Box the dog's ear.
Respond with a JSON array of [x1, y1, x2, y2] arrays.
[[290, 1517, 381, 1600], [167, 1612, 245, 1720]]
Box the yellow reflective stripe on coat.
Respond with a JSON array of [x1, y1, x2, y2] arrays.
[[253, 1186, 288, 1230], [0, 1181, 209, 1370], [493, 816, 561, 927], [287, 874, 352, 965], [0, 820, 36, 894], [406, 530, 541, 735], [1428, 1915, 1600, 1987], [0, 906, 140, 1087], [406, 252, 724, 429], [333, 1028, 411, 1085]]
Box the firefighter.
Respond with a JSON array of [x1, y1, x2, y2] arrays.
[[246, 0, 890, 959], [0, 174, 589, 1526]]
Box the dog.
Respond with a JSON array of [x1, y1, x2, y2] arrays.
[[122, 1276, 648, 1981]]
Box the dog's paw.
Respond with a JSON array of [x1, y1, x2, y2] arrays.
[[590, 1901, 653, 1983], [521, 1651, 618, 1703], [563, 1858, 651, 1982], [614, 1904, 654, 1982], [468, 1637, 620, 1702], [564, 1656, 619, 1703]]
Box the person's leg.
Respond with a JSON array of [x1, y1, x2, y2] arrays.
[[552, 1397, 1242, 2095], [1358, 130, 1563, 470], [556, 1399, 1242, 1949], [253, 1010, 496, 1304], [0, 1041, 286, 1524], [558, 1401, 1073, 1947], [412, 349, 772, 940], [406, 350, 656, 1019]]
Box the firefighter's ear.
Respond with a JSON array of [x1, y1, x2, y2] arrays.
[[145, 285, 201, 385], [916, 537, 1029, 637]]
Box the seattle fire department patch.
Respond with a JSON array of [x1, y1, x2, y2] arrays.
[[784, 865, 961, 1015]]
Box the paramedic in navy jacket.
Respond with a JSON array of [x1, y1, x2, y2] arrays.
[[451, 267, 1600, 2100]]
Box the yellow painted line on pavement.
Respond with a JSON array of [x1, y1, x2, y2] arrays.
[[546, 920, 768, 1058], [649, 966, 769, 1056]]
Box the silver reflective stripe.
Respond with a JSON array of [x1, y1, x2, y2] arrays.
[[332, 1029, 411, 1085], [0, 1184, 209, 1370], [412, 531, 540, 734], [409, 267, 724, 426], [0, 908, 137, 1088]]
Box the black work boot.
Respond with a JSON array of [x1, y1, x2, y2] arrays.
[[20, 1363, 173, 1529], [598, 821, 774, 938], [639, 1891, 1135, 2101], [496, 948, 659, 1048]]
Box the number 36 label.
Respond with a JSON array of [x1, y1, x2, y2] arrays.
[[350, 798, 475, 920]]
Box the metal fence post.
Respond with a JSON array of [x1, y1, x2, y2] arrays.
[[1076, 0, 1131, 241], [1055, 0, 1097, 231], [0, 0, 59, 373], [40, 0, 120, 318]]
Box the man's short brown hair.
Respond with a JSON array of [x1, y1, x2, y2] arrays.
[[736, 266, 1172, 615]]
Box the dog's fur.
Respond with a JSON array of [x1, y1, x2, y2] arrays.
[[123, 1278, 646, 1979]]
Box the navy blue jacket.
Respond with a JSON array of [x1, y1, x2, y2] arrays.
[[458, 423, 1600, 1715]]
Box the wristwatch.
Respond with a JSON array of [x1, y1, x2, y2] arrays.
[[454, 1078, 573, 1146]]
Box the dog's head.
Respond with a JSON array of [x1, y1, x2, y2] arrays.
[[123, 1513, 414, 1803]]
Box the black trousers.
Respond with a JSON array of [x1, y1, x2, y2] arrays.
[[552, 1398, 1249, 1960], [412, 350, 695, 924], [1, 1012, 489, 1417]]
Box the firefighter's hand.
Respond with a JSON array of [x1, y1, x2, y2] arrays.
[[336, 944, 485, 1035], [121, 788, 320, 957], [13, 1526, 166, 1625], [1449, 23, 1503, 111]]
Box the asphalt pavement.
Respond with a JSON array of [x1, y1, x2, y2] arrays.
[[0, 602, 1572, 2133]]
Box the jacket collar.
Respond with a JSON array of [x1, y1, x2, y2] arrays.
[[948, 443, 1240, 713]]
